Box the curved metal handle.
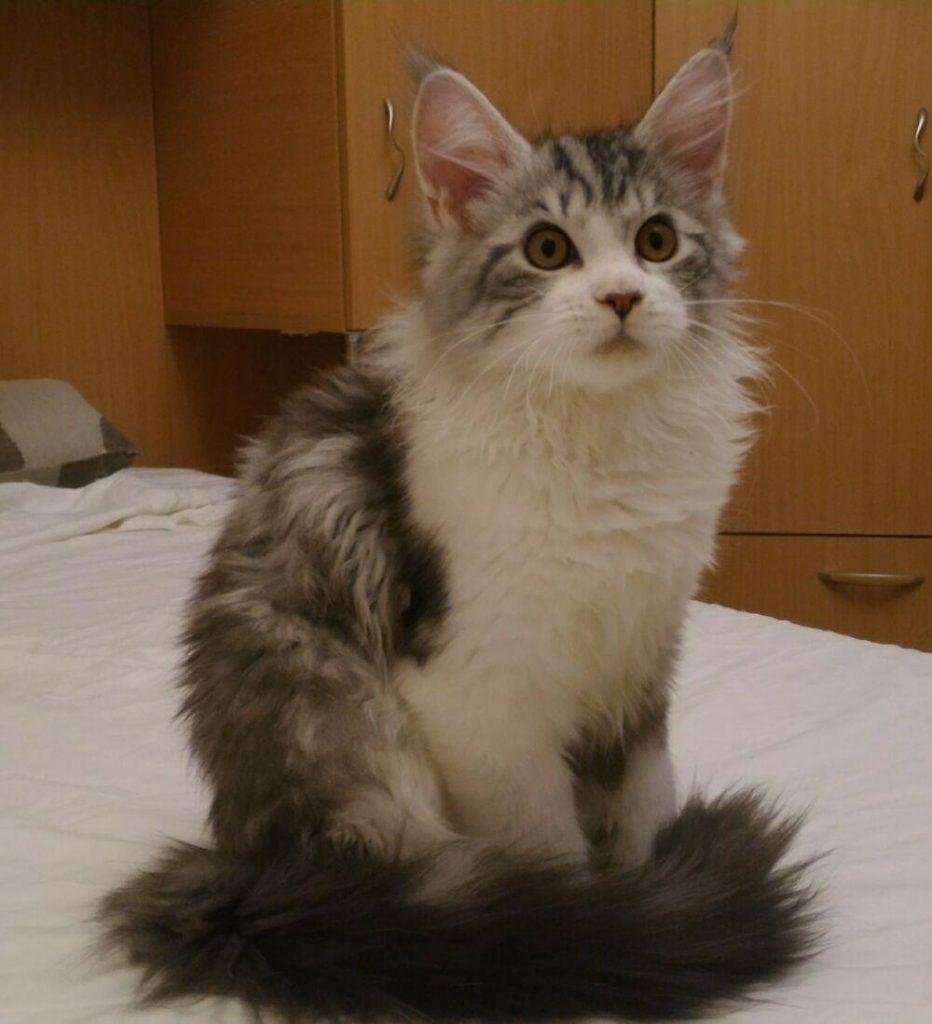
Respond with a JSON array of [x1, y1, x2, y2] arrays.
[[914, 107, 929, 202], [383, 98, 405, 201], [818, 571, 925, 589]]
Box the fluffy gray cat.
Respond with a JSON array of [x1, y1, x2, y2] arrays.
[[100, 41, 818, 1022]]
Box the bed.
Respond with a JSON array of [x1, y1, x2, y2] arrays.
[[1, 468, 930, 1023]]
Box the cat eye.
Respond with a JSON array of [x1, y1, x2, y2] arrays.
[[635, 216, 678, 263], [524, 224, 576, 271]]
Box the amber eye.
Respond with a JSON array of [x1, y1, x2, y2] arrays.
[[635, 216, 678, 262], [524, 224, 576, 271]]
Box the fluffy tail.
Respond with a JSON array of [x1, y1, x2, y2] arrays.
[[99, 790, 820, 1021]]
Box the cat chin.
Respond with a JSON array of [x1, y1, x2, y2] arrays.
[[485, 342, 660, 394], [567, 338, 663, 392], [559, 355, 660, 393]]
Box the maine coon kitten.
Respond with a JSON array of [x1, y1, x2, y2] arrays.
[[101, 43, 817, 1021]]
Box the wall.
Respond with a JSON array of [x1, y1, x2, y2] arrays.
[[0, 2, 342, 474]]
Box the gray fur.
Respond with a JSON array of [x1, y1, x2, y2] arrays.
[[567, 695, 670, 792], [569, 689, 673, 868], [180, 370, 448, 860], [99, 791, 820, 1021]]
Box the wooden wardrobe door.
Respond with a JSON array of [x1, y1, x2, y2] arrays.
[[657, 1, 932, 536], [151, 1, 346, 332], [339, 0, 654, 330]]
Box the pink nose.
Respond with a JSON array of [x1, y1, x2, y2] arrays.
[[599, 291, 643, 320]]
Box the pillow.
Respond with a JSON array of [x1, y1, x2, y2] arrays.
[[0, 380, 137, 488]]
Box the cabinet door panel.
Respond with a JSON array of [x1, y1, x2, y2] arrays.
[[658, 1, 932, 536], [151, 1, 345, 331], [701, 535, 932, 652], [339, 0, 653, 329]]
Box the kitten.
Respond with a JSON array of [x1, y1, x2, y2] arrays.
[[100, 42, 818, 1022]]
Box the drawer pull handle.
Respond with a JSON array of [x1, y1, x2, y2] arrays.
[[914, 107, 929, 203], [818, 571, 925, 589], [383, 98, 406, 201]]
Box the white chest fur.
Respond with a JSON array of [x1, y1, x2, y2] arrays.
[[394, 371, 741, 778], [377, 321, 755, 849], [405, 426, 699, 720]]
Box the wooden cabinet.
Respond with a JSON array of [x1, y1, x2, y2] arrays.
[[150, 2, 345, 332], [701, 536, 932, 652], [150, 0, 653, 332], [0, 2, 346, 473], [658, 1, 932, 647]]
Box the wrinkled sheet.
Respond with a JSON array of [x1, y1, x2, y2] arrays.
[[0, 468, 236, 557], [1, 469, 930, 1023]]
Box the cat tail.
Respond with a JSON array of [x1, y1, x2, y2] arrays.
[[98, 788, 820, 1022]]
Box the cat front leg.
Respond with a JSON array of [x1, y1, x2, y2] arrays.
[[405, 706, 591, 862], [443, 742, 592, 862], [608, 735, 677, 868], [571, 704, 676, 870], [486, 750, 593, 862]]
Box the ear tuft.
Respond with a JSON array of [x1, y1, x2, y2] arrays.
[[404, 45, 445, 88], [412, 70, 529, 226], [636, 48, 734, 199]]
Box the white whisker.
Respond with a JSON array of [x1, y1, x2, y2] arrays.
[[682, 296, 871, 414]]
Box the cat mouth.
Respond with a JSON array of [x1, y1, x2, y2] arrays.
[[594, 328, 643, 356]]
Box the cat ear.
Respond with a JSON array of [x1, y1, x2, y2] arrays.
[[635, 47, 733, 199], [412, 69, 530, 226]]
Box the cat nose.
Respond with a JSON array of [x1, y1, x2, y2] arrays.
[[598, 291, 643, 320]]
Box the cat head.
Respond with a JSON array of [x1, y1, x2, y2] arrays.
[[410, 46, 742, 393]]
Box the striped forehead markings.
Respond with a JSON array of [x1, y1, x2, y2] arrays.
[[582, 133, 631, 205], [550, 140, 595, 208]]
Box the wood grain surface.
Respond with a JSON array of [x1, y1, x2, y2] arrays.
[[151, 0, 346, 331], [702, 534, 932, 651], [0, 3, 342, 472]]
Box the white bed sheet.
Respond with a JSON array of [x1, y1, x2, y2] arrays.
[[1, 469, 930, 1023]]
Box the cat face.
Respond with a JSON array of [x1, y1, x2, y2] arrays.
[[411, 49, 741, 392]]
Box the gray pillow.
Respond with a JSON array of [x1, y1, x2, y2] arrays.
[[0, 380, 137, 488]]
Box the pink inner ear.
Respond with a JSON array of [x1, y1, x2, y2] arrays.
[[666, 106, 728, 176], [639, 49, 732, 191], [414, 71, 526, 220], [417, 143, 497, 211]]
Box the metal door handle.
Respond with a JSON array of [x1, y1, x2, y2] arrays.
[[383, 98, 405, 201], [818, 571, 925, 589], [914, 107, 929, 202]]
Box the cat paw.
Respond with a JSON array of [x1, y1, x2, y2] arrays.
[[323, 817, 397, 863]]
